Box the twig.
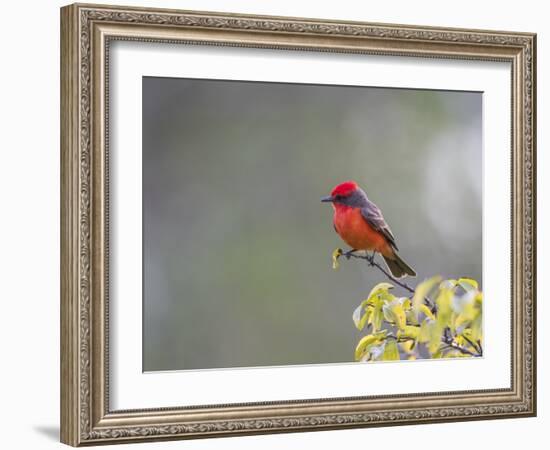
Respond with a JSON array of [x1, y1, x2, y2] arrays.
[[442, 336, 480, 357], [392, 332, 480, 357], [477, 340, 483, 355], [342, 251, 437, 313], [462, 334, 483, 356], [442, 327, 481, 357], [386, 334, 415, 343]]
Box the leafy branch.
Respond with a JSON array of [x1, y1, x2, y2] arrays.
[[332, 249, 483, 361]]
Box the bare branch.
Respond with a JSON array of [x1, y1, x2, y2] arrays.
[[341, 250, 437, 313]]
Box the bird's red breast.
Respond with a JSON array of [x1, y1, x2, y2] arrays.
[[333, 204, 393, 257]]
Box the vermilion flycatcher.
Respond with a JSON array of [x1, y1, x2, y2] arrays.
[[322, 180, 416, 278]]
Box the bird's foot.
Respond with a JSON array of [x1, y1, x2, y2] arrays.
[[366, 251, 376, 264], [343, 249, 357, 260]]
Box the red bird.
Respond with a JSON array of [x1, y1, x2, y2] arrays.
[[322, 181, 416, 278]]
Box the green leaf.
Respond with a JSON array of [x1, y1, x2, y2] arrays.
[[400, 339, 415, 353], [355, 334, 379, 361], [458, 277, 479, 292], [475, 291, 483, 306], [405, 309, 419, 326], [400, 325, 420, 340], [367, 282, 394, 299], [354, 331, 387, 361], [382, 339, 400, 361], [383, 301, 406, 330], [352, 302, 365, 329], [369, 300, 384, 332], [428, 324, 444, 354], [401, 297, 412, 310], [418, 317, 443, 355], [358, 309, 371, 331], [470, 314, 483, 343], [362, 283, 395, 333], [419, 304, 435, 321], [353, 302, 372, 331], [412, 276, 441, 317], [435, 285, 453, 328], [454, 296, 479, 329], [452, 290, 475, 314], [332, 248, 343, 270], [418, 318, 435, 343], [440, 279, 458, 290]]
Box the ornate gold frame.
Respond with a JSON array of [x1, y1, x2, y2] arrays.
[[60, 3, 536, 446]]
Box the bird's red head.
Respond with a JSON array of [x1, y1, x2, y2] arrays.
[[321, 181, 363, 208], [330, 181, 358, 198]]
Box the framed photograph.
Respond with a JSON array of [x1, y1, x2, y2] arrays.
[[60, 3, 536, 446]]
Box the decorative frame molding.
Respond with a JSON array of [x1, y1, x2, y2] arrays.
[[60, 3, 536, 446]]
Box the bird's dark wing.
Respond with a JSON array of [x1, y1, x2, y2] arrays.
[[360, 200, 399, 251]]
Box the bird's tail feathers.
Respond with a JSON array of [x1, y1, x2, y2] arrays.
[[382, 253, 416, 278]]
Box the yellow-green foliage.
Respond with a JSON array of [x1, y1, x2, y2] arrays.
[[352, 277, 483, 362]]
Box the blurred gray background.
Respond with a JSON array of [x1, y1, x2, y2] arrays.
[[143, 77, 482, 371]]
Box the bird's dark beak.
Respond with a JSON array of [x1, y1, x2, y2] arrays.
[[321, 195, 334, 203]]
